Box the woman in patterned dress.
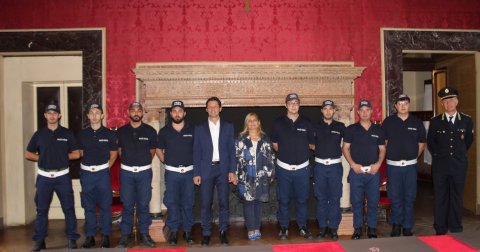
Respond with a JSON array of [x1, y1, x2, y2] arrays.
[[235, 113, 275, 240]]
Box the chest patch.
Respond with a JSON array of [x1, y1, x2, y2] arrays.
[[183, 134, 193, 138], [98, 139, 109, 142], [371, 134, 379, 138], [297, 128, 306, 132], [331, 130, 341, 135], [138, 137, 149, 141], [407, 127, 417, 131], [57, 138, 68, 142]]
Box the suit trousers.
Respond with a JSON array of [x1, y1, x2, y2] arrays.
[[200, 164, 230, 236]]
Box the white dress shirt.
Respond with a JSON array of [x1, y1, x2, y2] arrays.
[[209, 119, 221, 162], [446, 112, 457, 124]]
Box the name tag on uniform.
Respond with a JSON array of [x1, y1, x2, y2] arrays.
[[297, 128, 306, 132], [407, 127, 417, 131], [331, 130, 340, 135], [371, 134, 379, 138], [99, 139, 109, 142], [183, 134, 193, 138], [57, 138, 68, 142], [138, 137, 149, 141]]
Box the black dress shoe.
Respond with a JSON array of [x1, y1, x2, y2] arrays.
[[351, 227, 362, 240], [183, 231, 194, 244], [367, 227, 377, 238], [317, 227, 328, 239], [201, 236, 210, 246], [168, 231, 178, 245], [219, 230, 229, 245], [81, 236, 95, 248], [140, 233, 156, 248], [391, 223, 401, 237], [116, 235, 132, 248], [32, 239, 46, 252], [299, 227, 313, 239], [279, 227, 288, 240], [402, 228, 413, 236], [100, 235, 110, 248], [67, 239, 78, 249], [329, 228, 339, 241]]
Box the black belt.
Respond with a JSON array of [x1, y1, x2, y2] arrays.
[[38, 167, 68, 172], [211, 161, 220, 165]]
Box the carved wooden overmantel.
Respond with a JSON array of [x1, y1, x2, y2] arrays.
[[134, 61, 364, 118], [133, 61, 365, 236]]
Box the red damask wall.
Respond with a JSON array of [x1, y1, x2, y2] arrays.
[[1, 0, 479, 126]]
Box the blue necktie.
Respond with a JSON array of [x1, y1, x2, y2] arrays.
[[449, 116, 454, 128]]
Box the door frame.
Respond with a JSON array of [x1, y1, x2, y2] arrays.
[[0, 28, 106, 226]]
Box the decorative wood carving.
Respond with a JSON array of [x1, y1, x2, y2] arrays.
[[134, 62, 365, 113]]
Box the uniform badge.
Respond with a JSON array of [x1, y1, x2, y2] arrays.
[[461, 133, 465, 140], [445, 88, 449, 93]]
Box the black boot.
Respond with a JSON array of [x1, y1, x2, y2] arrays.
[[330, 228, 339, 241], [183, 231, 194, 244], [403, 228, 413, 236], [390, 224, 401, 237], [81, 236, 95, 248], [219, 230, 229, 245], [116, 234, 131, 248], [279, 227, 288, 240], [31, 239, 46, 252], [100, 235, 110, 248], [351, 227, 362, 240], [299, 226, 313, 239], [140, 233, 156, 248], [367, 227, 377, 238], [201, 236, 210, 246], [168, 231, 178, 245], [67, 239, 78, 249], [317, 227, 328, 239]]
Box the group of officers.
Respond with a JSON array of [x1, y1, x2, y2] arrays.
[[25, 87, 473, 251]]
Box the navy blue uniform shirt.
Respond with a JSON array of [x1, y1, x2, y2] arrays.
[[382, 114, 426, 160], [26, 126, 78, 170], [157, 122, 194, 166], [314, 120, 346, 159], [77, 126, 118, 165], [344, 122, 385, 166], [271, 115, 314, 164], [117, 123, 157, 166]]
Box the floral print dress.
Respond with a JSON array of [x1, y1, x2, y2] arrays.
[[235, 135, 275, 202]]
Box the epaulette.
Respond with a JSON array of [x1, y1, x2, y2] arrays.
[[460, 112, 471, 118]]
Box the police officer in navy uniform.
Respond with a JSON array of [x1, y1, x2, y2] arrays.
[[382, 94, 426, 237], [427, 87, 473, 235], [271, 93, 314, 240], [156, 101, 195, 245], [25, 103, 81, 251], [116, 102, 157, 248], [312, 100, 346, 241], [342, 99, 386, 240], [77, 104, 118, 248]]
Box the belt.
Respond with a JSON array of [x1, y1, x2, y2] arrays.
[[37, 167, 69, 178], [81, 162, 109, 172], [386, 159, 417, 167], [276, 159, 309, 171], [121, 164, 152, 173], [211, 161, 220, 165], [165, 165, 193, 173], [315, 157, 342, 165]]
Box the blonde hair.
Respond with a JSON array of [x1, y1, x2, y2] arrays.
[[239, 112, 265, 138]]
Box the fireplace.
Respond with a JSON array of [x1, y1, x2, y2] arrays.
[[133, 61, 364, 233]]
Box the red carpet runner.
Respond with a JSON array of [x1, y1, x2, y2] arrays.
[[418, 235, 477, 252], [272, 242, 346, 252]]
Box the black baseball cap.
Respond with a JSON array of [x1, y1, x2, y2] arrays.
[[285, 93, 300, 103], [321, 99, 335, 108], [396, 94, 410, 104], [129, 101, 143, 111], [171, 100, 185, 109], [88, 103, 103, 112], [44, 103, 60, 113], [358, 99, 372, 109]]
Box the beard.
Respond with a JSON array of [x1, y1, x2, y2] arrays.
[[172, 117, 184, 124], [130, 115, 143, 122]]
